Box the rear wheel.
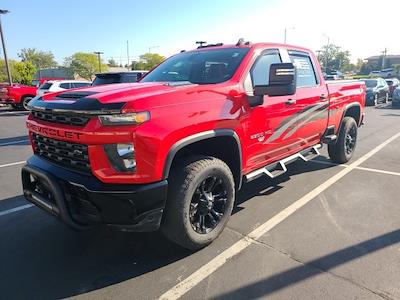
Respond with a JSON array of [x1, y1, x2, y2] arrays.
[[161, 156, 235, 250], [328, 117, 358, 163], [21, 96, 33, 111]]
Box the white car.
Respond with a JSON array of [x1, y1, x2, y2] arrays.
[[36, 80, 91, 96]]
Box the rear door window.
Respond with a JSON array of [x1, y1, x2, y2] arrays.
[[288, 53, 318, 87], [59, 83, 71, 89]]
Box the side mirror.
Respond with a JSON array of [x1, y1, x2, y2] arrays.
[[254, 63, 297, 97], [136, 73, 143, 81]]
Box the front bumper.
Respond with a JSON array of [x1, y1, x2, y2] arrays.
[[22, 155, 168, 232]]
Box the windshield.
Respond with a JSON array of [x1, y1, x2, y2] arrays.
[[141, 48, 250, 84], [364, 79, 377, 88]]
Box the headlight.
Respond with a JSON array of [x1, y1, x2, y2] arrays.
[[98, 111, 150, 126], [104, 143, 136, 172]]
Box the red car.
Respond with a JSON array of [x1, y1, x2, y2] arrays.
[[0, 78, 65, 110], [22, 42, 365, 249]]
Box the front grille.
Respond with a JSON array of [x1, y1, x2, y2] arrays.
[[32, 133, 91, 173], [31, 110, 90, 126]]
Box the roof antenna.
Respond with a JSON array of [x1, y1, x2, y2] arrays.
[[196, 41, 207, 47], [236, 38, 245, 46]]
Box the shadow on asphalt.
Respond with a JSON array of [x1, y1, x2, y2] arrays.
[[215, 229, 400, 299], [0, 135, 29, 146], [0, 159, 338, 299]]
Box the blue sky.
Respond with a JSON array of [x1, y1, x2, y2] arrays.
[[2, 0, 400, 64]]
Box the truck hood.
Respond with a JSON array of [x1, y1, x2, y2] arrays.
[[28, 82, 198, 113]]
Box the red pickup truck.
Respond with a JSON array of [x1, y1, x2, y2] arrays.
[[0, 78, 64, 110], [22, 42, 365, 249]]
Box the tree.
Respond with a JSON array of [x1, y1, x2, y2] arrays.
[[318, 44, 351, 73], [134, 53, 165, 70], [18, 48, 57, 69], [108, 58, 118, 67], [0, 60, 36, 84], [64, 52, 108, 80], [14, 61, 36, 85]]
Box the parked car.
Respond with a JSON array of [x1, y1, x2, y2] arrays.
[[37, 80, 91, 96], [362, 78, 389, 106], [392, 87, 400, 107], [385, 78, 400, 99], [92, 71, 148, 86], [22, 42, 365, 249], [0, 78, 66, 110]]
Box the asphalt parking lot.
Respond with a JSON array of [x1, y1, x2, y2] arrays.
[[0, 103, 399, 300]]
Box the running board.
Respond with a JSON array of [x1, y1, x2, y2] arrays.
[[245, 144, 321, 182]]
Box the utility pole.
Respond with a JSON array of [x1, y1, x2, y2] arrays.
[[93, 51, 103, 73], [0, 9, 12, 85], [381, 48, 387, 70], [284, 27, 294, 44], [127, 40, 130, 68], [148, 45, 159, 53]]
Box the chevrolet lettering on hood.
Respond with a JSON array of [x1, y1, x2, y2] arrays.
[[27, 123, 82, 140]]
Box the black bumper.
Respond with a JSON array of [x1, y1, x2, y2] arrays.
[[21, 155, 168, 232]]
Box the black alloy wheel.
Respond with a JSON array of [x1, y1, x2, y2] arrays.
[[189, 175, 228, 234]]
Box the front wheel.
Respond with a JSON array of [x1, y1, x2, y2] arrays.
[[328, 117, 358, 163], [161, 156, 235, 250]]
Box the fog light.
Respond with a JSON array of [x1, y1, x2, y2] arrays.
[[104, 143, 136, 172]]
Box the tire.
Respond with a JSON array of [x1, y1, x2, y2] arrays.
[[21, 96, 34, 111], [161, 156, 235, 250], [328, 117, 358, 163]]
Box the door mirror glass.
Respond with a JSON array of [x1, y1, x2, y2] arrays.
[[254, 63, 297, 97]]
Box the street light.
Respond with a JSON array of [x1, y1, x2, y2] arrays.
[[148, 45, 159, 53], [284, 27, 295, 44], [93, 51, 103, 73], [0, 9, 12, 85]]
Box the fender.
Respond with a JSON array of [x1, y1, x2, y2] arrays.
[[340, 102, 362, 127], [162, 129, 243, 188]]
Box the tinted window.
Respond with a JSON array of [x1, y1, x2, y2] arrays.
[[142, 48, 249, 84], [59, 83, 70, 89], [72, 82, 90, 88], [39, 82, 52, 90], [386, 80, 393, 86], [251, 52, 281, 86], [31, 80, 41, 87], [120, 74, 138, 83], [92, 74, 122, 85], [364, 79, 377, 88], [289, 54, 318, 87]]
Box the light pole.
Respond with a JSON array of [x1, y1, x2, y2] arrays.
[[0, 9, 12, 85], [93, 51, 103, 73], [284, 27, 294, 44], [148, 45, 159, 53], [322, 34, 330, 73]]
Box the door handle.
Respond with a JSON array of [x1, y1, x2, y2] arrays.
[[285, 98, 296, 105]]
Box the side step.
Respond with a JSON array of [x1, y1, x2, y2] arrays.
[[322, 134, 338, 144], [245, 144, 321, 182]]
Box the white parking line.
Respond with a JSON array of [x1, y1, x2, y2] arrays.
[[0, 204, 33, 217], [0, 161, 26, 168], [0, 139, 29, 146], [159, 131, 400, 300], [310, 160, 400, 177]]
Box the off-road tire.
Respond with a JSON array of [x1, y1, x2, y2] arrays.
[[161, 156, 235, 250], [328, 117, 358, 163]]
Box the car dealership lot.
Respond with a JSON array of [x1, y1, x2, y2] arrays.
[[0, 105, 399, 299]]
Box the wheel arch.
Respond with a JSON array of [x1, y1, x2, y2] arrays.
[[163, 129, 243, 190], [341, 102, 362, 127]]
